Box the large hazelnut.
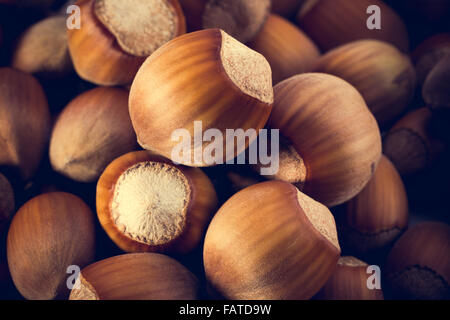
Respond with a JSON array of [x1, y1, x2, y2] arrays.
[[70, 253, 198, 300], [204, 181, 341, 299], [248, 14, 320, 84], [97, 151, 218, 254], [129, 29, 273, 166], [0, 68, 51, 181], [314, 40, 416, 126], [68, 0, 186, 85], [7, 192, 95, 299], [297, 0, 409, 52], [49, 87, 137, 183]]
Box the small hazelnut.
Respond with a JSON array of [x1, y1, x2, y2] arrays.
[[129, 29, 273, 166], [422, 55, 450, 111], [314, 40, 416, 127], [0, 68, 51, 181], [97, 151, 218, 254], [12, 16, 73, 79], [248, 14, 321, 84], [386, 222, 450, 299], [7, 192, 96, 300], [383, 108, 445, 176], [70, 253, 198, 300], [204, 181, 341, 299], [0, 173, 14, 231], [316, 256, 384, 300], [49, 87, 137, 183], [337, 156, 409, 254], [179, 0, 271, 43], [297, 0, 409, 52], [68, 0, 186, 85]]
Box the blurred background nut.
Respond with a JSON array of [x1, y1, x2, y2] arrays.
[[0, 68, 51, 181], [179, 0, 270, 43], [12, 16, 73, 79], [204, 181, 341, 299], [386, 222, 450, 299], [257, 73, 381, 207], [129, 29, 273, 166], [412, 33, 450, 86], [248, 14, 320, 84], [97, 151, 218, 254], [315, 256, 384, 300], [271, 0, 305, 19], [313, 40, 416, 127], [297, 0, 409, 53], [67, 0, 186, 85], [0, 173, 14, 231], [7, 192, 95, 300], [422, 56, 450, 111], [49, 87, 137, 183], [337, 156, 409, 255], [383, 108, 445, 176], [70, 253, 198, 300]]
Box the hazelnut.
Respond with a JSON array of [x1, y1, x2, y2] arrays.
[[7, 192, 95, 300], [248, 14, 320, 84], [386, 222, 450, 299], [204, 181, 341, 299], [67, 0, 186, 85], [97, 151, 218, 254], [179, 0, 270, 43], [316, 256, 384, 300], [313, 40, 416, 127], [12, 16, 73, 79], [337, 156, 409, 254], [0, 68, 51, 181], [261, 73, 381, 207], [129, 29, 273, 166], [412, 33, 450, 85], [0, 173, 14, 231], [422, 55, 450, 111], [70, 253, 198, 300], [297, 0, 409, 52], [271, 0, 305, 18], [49, 87, 137, 183], [383, 108, 445, 176]]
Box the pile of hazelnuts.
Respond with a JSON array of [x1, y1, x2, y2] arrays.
[[0, 0, 449, 300]]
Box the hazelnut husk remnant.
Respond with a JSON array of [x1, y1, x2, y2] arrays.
[[204, 181, 341, 299], [179, 0, 270, 43], [70, 253, 198, 300], [297, 0, 409, 52], [386, 222, 450, 299], [248, 14, 320, 84], [383, 108, 445, 176], [49, 87, 137, 183], [0, 68, 51, 181], [0, 173, 14, 231], [129, 29, 273, 166], [12, 16, 73, 79], [316, 256, 384, 300], [258, 73, 381, 207], [314, 40, 416, 127], [97, 151, 218, 254], [7, 192, 95, 300], [338, 156, 409, 254], [68, 0, 186, 85], [422, 55, 450, 111]]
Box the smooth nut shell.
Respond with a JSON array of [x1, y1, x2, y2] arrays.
[[313, 40, 416, 126], [204, 181, 340, 299], [297, 0, 409, 52], [7, 192, 95, 300], [422, 55, 450, 111], [248, 14, 320, 84], [269, 73, 382, 207], [69, 253, 198, 300], [0, 68, 51, 180], [49, 87, 137, 183]]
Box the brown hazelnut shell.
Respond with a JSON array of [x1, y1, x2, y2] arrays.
[[0, 173, 14, 231]]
